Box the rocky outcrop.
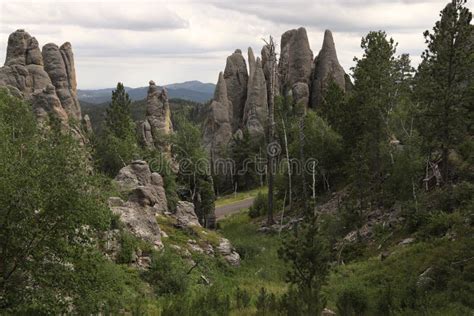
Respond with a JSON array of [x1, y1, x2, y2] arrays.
[[31, 84, 69, 130], [224, 49, 248, 131], [175, 201, 201, 227], [138, 81, 173, 151], [217, 238, 241, 266], [110, 160, 168, 249], [0, 29, 87, 139], [243, 57, 268, 137], [204, 27, 348, 150], [42, 42, 81, 121], [278, 27, 313, 99], [310, 30, 347, 109], [203, 72, 233, 155]]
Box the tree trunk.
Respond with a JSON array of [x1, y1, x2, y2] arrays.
[[266, 36, 277, 226]]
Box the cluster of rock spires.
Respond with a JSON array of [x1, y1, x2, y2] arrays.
[[203, 27, 350, 155], [0, 29, 91, 141]]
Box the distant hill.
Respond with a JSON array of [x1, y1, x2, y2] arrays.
[[78, 80, 215, 104], [82, 97, 205, 134]]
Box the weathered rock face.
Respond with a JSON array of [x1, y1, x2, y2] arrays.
[[139, 81, 173, 151], [42, 43, 81, 121], [174, 201, 201, 227], [224, 49, 248, 131], [110, 160, 168, 249], [0, 29, 87, 138], [31, 84, 69, 130], [217, 238, 241, 266], [203, 72, 233, 155], [278, 27, 313, 97], [243, 57, 268, 137], [310, 30, 347, 109]]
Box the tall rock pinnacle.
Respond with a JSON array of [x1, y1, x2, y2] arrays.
[[203, 72, 233, 155], [243, 57, 268, 137], [139, 81, 173, 152], [42, 42, 81, 120], [223, 49, 248, 131], [278, 27, 313, 99], [310, 30, 347, 108]]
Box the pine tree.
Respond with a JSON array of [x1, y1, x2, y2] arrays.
[[348, 31, 399, 203], [94, 82, 138, 176], [415, 0, 473, 184]]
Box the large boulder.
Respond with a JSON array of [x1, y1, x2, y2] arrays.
[[203, 72, 233, 155], [310, 30, 347, 109], [175, 201, 201, 227], [224, 49, 248, 131], [278, 27, 313, 98], [110, 160, 169, 250], [217, 238, 241, 266]]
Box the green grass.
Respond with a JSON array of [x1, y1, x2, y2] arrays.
[[215, 187, 267, 207], [217, 211, 287, 297], [323, 236, 474, 315]]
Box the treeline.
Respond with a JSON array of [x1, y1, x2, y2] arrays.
[[246, 1, 473, 315]]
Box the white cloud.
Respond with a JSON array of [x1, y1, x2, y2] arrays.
[[0, 0, 471, 88]]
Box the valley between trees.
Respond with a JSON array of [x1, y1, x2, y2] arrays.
[[0, 0, 473, 315]]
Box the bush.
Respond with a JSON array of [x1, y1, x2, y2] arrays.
[[336, 286, 369, 316], [145, 251, 188, 296], [249, 192, 268, 218], [235, 287, 251, 309], [117, 232, 139, 264]]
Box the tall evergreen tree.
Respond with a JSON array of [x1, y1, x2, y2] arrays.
[[94, 82, 138, 176], [348, 31, 398, 203], [415, 0, 473, 184]]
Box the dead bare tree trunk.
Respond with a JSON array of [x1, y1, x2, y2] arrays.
[[265, 36, 277, 226], [298, 107, 309, 214], [281, 117, 292, 210]]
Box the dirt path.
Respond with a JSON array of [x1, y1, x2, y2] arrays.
[[215, 197, 255, 220]]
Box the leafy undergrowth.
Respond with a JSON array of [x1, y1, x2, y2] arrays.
[[323, 235, 474, 315], [215, 186, 267, 207]]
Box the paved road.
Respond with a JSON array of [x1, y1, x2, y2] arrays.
[[215, 197, 255, 220]]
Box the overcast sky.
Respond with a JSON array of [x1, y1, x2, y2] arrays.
[[1, 0, 472, 89]]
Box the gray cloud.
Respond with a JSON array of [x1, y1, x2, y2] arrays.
[[0, 2, 189, 31], [1, 0, 471, 89]]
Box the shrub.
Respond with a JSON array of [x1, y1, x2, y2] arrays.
[[145, 251, 188, 296], [336, 285, 369, 316], [249, 192, 268, 218], [235, 287, 251, 309]]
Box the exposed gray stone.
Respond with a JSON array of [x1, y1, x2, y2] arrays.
[[142, 81, 173, 151], [243, 57, 267, 137], [217, 238, 240, 266], [310, 30, 347, 108], [224, 49, 248, 131], [5, 29, 29, 66], [42, 42, 81, 120], [203, 72, 233, 155], [175, 201, 201, 227], [279, 27, 313, 97]]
